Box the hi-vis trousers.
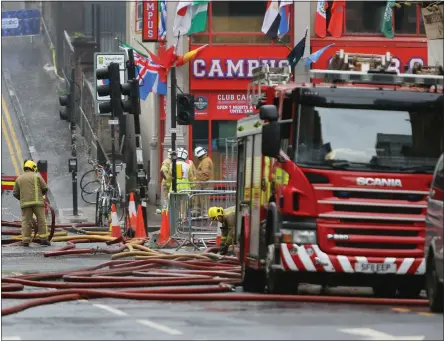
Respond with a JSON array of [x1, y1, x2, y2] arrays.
[[21, 206, 48, 243]]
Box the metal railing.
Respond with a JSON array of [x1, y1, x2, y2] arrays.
[[165, 181, 237, 251]]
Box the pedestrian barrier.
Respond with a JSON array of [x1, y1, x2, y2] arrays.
[[165, 182, 237, 251]]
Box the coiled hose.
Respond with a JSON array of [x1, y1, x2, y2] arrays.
[[1, 243, 428, 317]]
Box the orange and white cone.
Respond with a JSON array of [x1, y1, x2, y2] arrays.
[[128, 192, 138, 230], [215, 223, 222, 247], [110, 204, 122, 238]]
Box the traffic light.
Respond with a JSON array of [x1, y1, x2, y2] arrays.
[[96, 62, 122, 116], [176, 94, 194, 125], [121, 79, 141, 115], [58, 93, 71, 121]]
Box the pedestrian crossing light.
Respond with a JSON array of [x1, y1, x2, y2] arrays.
[[176, 93, 194, 125], [58, 94, 71, 121], [96, 62, 122, 117], [121, 79, 141, 115]]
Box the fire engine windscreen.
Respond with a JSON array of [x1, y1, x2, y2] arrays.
[[294, 106, 443, 173]]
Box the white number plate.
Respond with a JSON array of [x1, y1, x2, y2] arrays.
[[355, 263, 397, 274]]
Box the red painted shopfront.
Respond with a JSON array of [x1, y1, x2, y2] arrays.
[[188, 45, 290, 180]]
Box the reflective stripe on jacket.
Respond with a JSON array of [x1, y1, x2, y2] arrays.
[[13, 171, 48, 208]]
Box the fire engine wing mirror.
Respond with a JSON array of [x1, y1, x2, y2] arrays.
[[262, 122, 281, 158], [259, 105, 278, 122]]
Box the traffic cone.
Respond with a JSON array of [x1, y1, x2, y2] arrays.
[[135, 205, 147, 239], [157, 209, 170, 246], [110, 204, 122, 238], [127, 192, 138, 230], [215, 223, 222, 247]]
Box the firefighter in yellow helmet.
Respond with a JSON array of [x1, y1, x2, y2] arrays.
[[13, 160, 49, 247], [208, 206, 236, 255]]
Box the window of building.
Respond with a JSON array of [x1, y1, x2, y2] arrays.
[[135, 0, 143, 32], [343, 1, 425, 36], [211, 120, 237, 180], [191, 120, 210, 165], [192, 1, 292, 44]]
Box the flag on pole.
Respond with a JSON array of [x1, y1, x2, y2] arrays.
[[134, 52, 167, 99], [304, 43, 335, 66], [262, 1, 292, 39], [119, 42, 148, 58], [328, 0, 346, 38], [278, 1, 292, 39], [158, 0, 167, 40], [381, 1, 396, 38], [314, 0, 328, 38], [262, 1, 280, 39], [287, 28, 307, 68], [176, 44, 208, 67], [173, 1, 209, 37]]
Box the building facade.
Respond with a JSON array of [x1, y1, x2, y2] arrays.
[[310, 1, 428, 70], [130, 1, 429, 205]]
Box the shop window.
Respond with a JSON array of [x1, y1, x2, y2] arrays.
[[394, 4, 418, 34], [211, 120, 237, 181], [211, 1, 289, 44], [345, 2, 425, 35], [135, 0, 143, 32], [192, 120, 209, 164], [345, 1, 387, 34]]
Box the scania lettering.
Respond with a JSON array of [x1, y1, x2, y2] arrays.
[[356, 177, 403, 187], [234, 55, 444, 298]]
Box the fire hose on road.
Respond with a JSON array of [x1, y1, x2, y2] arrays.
[[1, 245, 429, 317]]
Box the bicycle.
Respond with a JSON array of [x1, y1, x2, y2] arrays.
[[94, 174, 125, 227], [80, 158, 111, 205]]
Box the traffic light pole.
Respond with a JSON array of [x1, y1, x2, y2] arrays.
[[109, 62, 122, 189], [170, 66, 177, 193], [126, 49, 148, 229], [69, 67, 78, 216]]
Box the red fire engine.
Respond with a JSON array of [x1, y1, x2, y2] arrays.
[[235, 50, 444, 298]]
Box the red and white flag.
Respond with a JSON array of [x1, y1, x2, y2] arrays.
[[314, 0, 328, 38], [328, 0, 346, 38]]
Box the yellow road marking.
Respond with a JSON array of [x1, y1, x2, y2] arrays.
[[417, 312, 435, 317], [392, 307, 411, 313], [2, 96, 24, 166], [2, 116, 20, 176]]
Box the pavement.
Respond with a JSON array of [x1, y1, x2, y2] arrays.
[[1, 35, 162, 229], [1, 244, 443, 341]]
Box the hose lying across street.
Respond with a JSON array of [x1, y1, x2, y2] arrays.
[[1, 229, 430, 317]]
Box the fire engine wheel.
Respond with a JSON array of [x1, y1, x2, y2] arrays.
[[426, 254, 443, 313], [266, 245, 299, 295]]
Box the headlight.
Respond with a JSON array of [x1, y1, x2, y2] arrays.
[[293, 230, 317, 244], [279, 229, 317, 244]]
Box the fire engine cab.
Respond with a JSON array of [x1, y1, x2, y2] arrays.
[[235, 50, 444, 298]]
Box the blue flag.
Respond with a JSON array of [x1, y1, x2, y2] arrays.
[[304, 43, 335, 67]]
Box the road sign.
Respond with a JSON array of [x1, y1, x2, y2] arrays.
[[169, 128, 180, 134], [108, 119, 119, 125], [94, 52, 126, 114], [1, 9, 41, 37]]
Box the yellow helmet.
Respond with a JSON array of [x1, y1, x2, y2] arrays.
[[24, 160, 37, 172], [208, 207, 224, 219]]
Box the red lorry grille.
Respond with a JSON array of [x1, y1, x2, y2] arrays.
[[315, 186, 428, 257]]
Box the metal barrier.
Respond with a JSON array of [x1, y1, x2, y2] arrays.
[[166, 182, 236, 251]]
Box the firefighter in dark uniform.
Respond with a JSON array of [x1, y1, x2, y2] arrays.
[[13, 160, 50, 246], [208, 206, 236, 255]]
